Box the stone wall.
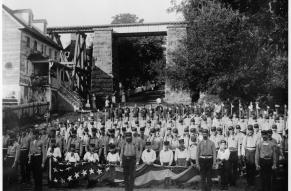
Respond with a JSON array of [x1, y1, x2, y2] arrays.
[[91, 28, 114, 98], [164, 25, 191, 104]]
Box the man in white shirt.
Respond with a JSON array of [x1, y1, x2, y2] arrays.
[[217, 140, 230, 190], [83, 143, 99, 163], [107, 143, 120, 165], [175, 139, 189, 167], [159, 141, 173, 166], [46, 139, 62, 160], [65, 144, 80, 163], [141, 141, 156, 165], [226, 126, 239, 186]]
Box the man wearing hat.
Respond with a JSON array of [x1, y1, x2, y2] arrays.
[[239, 117, 247, 133], [28, 129, 46, 191], [149, 128, 163, 163], [177, 119, 185, 137], [3, 133, 20, 188], [18, 128, 31, 184], [107, 143, 120, 165], [86, 127, 99, 153], [188, 136, 198, 166], [45, 138, 62, 160], [83, 143, 99, 163], [196, 129, 216, 191], [120, 132, 140, 191], [164, 126, 173, 143], [132, 104, 140, 121], [226, 126, 239, 186], [217, 139, 230, 190], [160, 141, 174, 166], [209, 127, 218, 149], [175, 139, 189, 167], [242, 125, 258, 188], [255, 130, 277, 191], [132, 127, 143, 163], [98, 126, 109, 164], [65, 143, 80, 163], [170, 128, 180, 153], [141, 141, 156, 165], [124, 106, 130, 121], [66, 129, 81, 155], [55, 129, 64, 157], [148, 104, 155, 120], [182, 127, 190, 148], [139, 127, 148, 151], [253, 124, 261, 142]]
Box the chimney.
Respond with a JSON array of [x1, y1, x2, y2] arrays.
[[13, 9, 33, 26], [32, 19, 47, 34]]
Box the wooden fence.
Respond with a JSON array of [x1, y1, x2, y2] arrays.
[[3, 102, 49, 125]]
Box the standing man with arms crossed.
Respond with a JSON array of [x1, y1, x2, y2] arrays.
[[196, 129, 216, 191], [120, 132, 140, 191]]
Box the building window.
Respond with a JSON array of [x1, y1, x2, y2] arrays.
[[54, 51, 58, 60], [26, 37, 30, 48], [44, 46, 47, 56], [49, 48, 52, 58], [5, 62, 13, 69], [33, 40, 37, 51], [41, 44, 44, 54]]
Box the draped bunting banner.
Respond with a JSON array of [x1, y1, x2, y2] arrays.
[[49, 158, 220, 188]]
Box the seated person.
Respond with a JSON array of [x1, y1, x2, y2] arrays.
[[65, 144, 80, 163], [106, 143, 120, 165], [141, 141, 156, 165], [159, 141, 173, 166], [46, 138, 62, 160], [217, 140, 230, 190], [83, 143, 99, 163], [175, 139, 189, 166]]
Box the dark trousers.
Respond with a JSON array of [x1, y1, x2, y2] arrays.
[[199, 158, 213, 191], [229, 150, 238, 185], [259, 158, 273, 191], [20, 149, 30, 183], [3, 148, 7, 158], [122, 156, 136, 191], [3, 157, 18, 187], [220, 160, 230, 187], [31, 155, 42, 191], [99, 148, 106, 164], [245, 150, 256, 186], [283, 152, 288, 190]]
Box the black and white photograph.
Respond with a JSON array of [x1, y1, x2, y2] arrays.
[[1, 0, 288, 191]]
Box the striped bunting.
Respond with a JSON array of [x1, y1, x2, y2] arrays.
[[50, 159, 219, 188]]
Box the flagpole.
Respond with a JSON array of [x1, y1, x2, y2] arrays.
[[256, 102, 259, 117]]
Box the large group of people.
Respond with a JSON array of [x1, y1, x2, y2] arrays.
[[3, 102, 288, 191]]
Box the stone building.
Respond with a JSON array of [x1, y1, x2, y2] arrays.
[[2, 4, 62, 106]]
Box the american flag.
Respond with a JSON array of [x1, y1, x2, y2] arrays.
[[49, 158, 112, 185]]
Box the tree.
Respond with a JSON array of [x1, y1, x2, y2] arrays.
[[111, 13, 144, 24], [111, 13, 165, 90], [167, 0, 287, 106]]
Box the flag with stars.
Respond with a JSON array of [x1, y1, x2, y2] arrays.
[[50, 159, 112, 186], [50, 159, 219, 188]]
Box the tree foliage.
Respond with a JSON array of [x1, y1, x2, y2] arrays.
[[111, 13, 165, 90], [167, 0, 287, 106], [111, 13, 144, 24]]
